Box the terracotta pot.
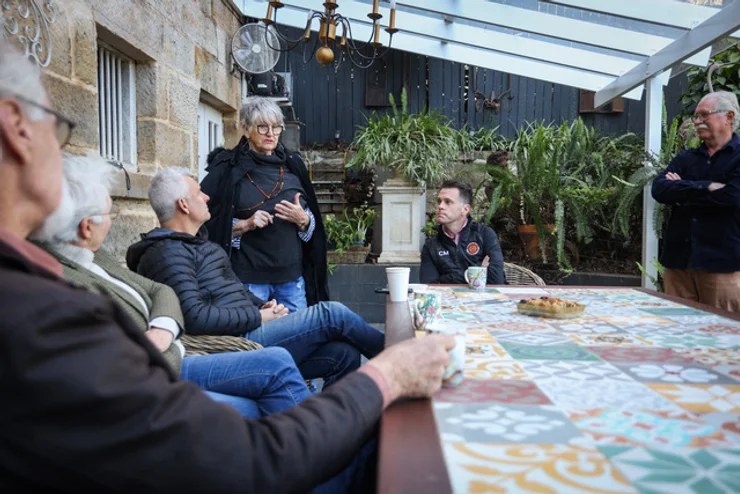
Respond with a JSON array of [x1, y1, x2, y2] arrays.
[[517, 224, 555, 260]]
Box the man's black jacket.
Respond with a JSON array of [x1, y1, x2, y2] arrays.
[[420, 219, 506, 285]]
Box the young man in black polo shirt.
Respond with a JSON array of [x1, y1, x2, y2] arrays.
[[420, 180, 506, 285]]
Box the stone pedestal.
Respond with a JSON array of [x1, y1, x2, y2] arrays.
[[377, 177, 426, 264]]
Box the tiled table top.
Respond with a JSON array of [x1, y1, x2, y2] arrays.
[[427, 287, 740, 494]]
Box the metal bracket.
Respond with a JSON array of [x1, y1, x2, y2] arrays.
[[1, 0, 57, 67]]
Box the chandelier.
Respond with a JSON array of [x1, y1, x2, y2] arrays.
[[262, 1, 399, 69]]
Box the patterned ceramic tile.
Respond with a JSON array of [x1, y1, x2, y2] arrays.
[[648, 384, 740, 413], [500, 342, 600, 361], [569, 409, 732, 448], [550, 319, 626, 334], [441, 310, 481, 323], [436, 379, 551, 405], [714, 365, 740, 382], [644, 334, 738, 350], [491, 332, 573, 346], [601, 446, 740, 493], [639, 307, 709, 317], [442, 443, 636, 494], [621, 325, 703, 337], [663, 315, 735, 326], [521, 360, 632, 382], [615, 363, 738, 385], [465, 343, 511, 359], [695, 323, 740, 335], [465, 330, 498, 345], [538, 379, 679, 411], [568, 333, 654, 347], [676, 348, 740, 367], [464, 358, 529, 380], [595, 315, 675, 327], [434, 403, 583, 443], [483, 320, 556, 333], [589, 346, 697, 364], [700, 413, 740, 443]]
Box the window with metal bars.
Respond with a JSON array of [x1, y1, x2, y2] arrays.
[[97, 43, 136, 167]]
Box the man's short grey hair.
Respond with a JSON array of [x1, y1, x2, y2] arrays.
[[0, 39, 47, 160], [32, 154, 116, 243], [148, 166, 196, 224], [239, 96, 284, 130], [701, 91, 740, 131]]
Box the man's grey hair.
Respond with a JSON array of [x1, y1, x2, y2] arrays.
[[148, 166, 196, 224], [0, 39, 47, 160], [239, 95, 284, 130], [32, 154, 116, 243], [701, 91, 740, 131]]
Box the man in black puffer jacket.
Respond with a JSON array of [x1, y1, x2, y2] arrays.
[[127, 167, 385, 387]]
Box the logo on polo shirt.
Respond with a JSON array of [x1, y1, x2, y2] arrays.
[[467, 242, 480, 255], [438, 250, 449, 256]]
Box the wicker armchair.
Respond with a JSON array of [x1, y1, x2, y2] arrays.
[[181, 334, 263, 357], [504, 262, 546, 286]]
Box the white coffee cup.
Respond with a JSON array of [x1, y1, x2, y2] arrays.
[[425, 321, 466, 387], [386, 267, 410, 302]]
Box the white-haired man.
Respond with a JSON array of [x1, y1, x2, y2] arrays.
[[127, 166, 384, 388], [652, 91, 740, 310], [36, 154, 313, 419], [0, 38, 454, 492]]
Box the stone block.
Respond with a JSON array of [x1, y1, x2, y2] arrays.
[[216, 26, 228, 65], [110, 171, 152, 200], [223, 113, 241, 148], [212, 0, 240, 36], [162, 28, 195, 76], [45, 2, 73, 77], [136, 63, 169, 119], [92, 0, 164, 61], [180, 0, 218, 56], [195, 46, 240, 111], [103, 208, 158, 261], [168, 73, 200, 131], [42, 72, 99, 151], [137, 120, 195, 170], [72, 14, 97, 86], [200, 0, 213, 17]]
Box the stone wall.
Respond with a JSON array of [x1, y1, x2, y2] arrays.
[[42, 0, 244, 259]]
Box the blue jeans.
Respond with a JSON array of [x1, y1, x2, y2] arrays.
[[180, 347, 310, 419], [244, 301, 385, 386], [246, 276, 308, 312]]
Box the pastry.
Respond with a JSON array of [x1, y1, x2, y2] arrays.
[[516, 296, 585, 319]]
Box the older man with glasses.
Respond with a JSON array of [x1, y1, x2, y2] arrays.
[[652, 91, 740, 311], [0, 39, 455, 493]]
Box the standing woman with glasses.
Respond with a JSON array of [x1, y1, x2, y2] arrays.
[[201, 96, 328, 312]]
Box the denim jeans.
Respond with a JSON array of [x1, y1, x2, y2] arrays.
[[243, 301, 385, 386], [245, 275, 308, 312], [180, 347, 310, 419]]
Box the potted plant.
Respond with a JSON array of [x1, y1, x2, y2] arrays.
[[346, 88, 460, 263], [325, 207, 377, 264]]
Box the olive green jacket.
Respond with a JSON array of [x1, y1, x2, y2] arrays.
[[47, 247, 184, 375]]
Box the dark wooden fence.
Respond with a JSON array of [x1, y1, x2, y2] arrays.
[[267, 24, 690, 146]]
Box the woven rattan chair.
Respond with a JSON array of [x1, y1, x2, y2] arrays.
[[504, 262, 546, 286], [181, 334, 263, 357]]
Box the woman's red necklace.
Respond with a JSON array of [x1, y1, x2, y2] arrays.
[[243, 167, 284, 212]]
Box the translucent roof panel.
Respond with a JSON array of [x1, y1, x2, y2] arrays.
[[237, 0, 740, 103]]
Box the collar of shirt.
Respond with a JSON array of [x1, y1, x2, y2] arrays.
[[697, 133, 740, 157], [0, 227, 63, 277], [442, 217, 468, 245]]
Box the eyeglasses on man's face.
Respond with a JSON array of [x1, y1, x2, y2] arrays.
[[8, 93, 76, 147], [692, 109, 728, 122], [255, 124, 284, 136]]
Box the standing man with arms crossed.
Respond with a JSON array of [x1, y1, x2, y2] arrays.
[[652, 91, 740, 311]]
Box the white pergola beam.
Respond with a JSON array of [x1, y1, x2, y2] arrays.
[[642, 75, 662, 290], [396, 0, 709, 66], [544, 0, 740, 38], [280, 0, 645, 77], [595, 0, 740, 107], [251, 3, 644, 100]]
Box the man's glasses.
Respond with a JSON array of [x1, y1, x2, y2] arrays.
[[102, 203, 120, 221], [9, 94, 76, 147], [256, 124, 284, 136], [692, 109, 728, 122]]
